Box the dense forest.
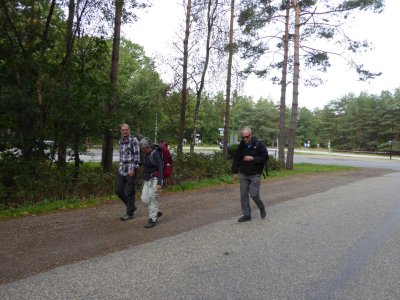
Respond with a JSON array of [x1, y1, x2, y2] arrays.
[[1, 0, 397, 207]]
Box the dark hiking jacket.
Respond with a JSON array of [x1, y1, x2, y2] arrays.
[[143, 149, 163, 186], [231, 136, 268, 176]]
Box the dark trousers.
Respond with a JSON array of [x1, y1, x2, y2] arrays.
[[116, 173, 137, 215], [239, 173, 265, 217]]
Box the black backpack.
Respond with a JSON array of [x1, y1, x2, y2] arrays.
[[255, 139, 269, 178], [148, 143, 173, 179]]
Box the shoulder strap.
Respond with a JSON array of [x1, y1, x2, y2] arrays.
[[149, 149, 155, 165]]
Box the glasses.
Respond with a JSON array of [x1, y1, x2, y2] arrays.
[[242, 135, 250, 139]]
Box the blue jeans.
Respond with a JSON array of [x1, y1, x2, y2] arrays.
[[116, 173, 137, 215], [239, 173, 265, 217]]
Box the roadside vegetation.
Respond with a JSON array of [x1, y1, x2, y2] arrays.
[[2, 2, 398, 220], [0, 149, 357, 220]]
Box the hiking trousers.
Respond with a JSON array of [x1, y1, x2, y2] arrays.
[[141, 177, 160, 222], [116, 173, 137, 215], [239, 173, 265, 217]]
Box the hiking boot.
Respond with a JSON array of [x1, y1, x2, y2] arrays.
[[260, 208, 267, 219], [144, 219, 156, 228], [120, 214, 134, 221], [238, 215, 251, 222]]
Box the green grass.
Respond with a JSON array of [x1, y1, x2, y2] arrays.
[[0, 195, 118, 220], [166, 175, 234, 192], [0, 163, 358, 220], [267, 163, 358, 178], [165, 163, 357, 193]]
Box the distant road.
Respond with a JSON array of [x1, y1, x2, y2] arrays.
[[79, 147, 400, 171], [293, 152, 400, 171], [78, 148, 119, 162], [78, 146, 220, 162]]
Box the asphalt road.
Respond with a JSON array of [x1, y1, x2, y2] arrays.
[[294, 152, 400, 171], [1, 169, 399, 299]]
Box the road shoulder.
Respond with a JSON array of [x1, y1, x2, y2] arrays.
[[0, 168, 392, 284]]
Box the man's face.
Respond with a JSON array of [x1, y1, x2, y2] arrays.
[[241, 130, 252, 144], [120, 125, 130, 138]]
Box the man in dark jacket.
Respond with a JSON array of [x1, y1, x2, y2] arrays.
[[232, 127, 268, 222]]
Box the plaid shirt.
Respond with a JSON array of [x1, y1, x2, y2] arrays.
[[118, 135, 140, 176]]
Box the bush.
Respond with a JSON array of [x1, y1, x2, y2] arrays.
[[266, 154, 282, 172], [1, 147, 281, 209], [0, 157, 117, 208], [173, 152, 231, 181], [227, 143, 239, 159]]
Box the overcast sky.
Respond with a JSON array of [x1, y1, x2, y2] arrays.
[[124, 0, 399, 110]]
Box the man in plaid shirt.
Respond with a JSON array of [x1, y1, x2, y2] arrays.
[[116, 123, 140, 221]]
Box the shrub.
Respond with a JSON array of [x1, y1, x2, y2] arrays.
[[1, 147, 280, 209], [266, 154, 282, 172], [0, 157, 117, 208], [173, 152, 231, 181], [227, 143, 239, 159]]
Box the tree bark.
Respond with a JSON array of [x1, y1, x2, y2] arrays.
[[102, 0, 123, 172], [223, 0, 235, 160], [190, 0, 217, 154], [177, 0, 192, 156], [278, 0, 290, 166], [57, 0, 75, 172], [286, 0, 300, 170], [35, 0, 56, 162]]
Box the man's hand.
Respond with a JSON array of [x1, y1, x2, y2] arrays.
[[129, 169, 135, 176], [243, 155, 254, 161], [156, 184, 162, 190]]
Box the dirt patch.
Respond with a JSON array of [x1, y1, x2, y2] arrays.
[[0, 168, 391, 284]]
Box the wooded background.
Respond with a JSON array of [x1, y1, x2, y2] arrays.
[[1, 0, 398, 206]]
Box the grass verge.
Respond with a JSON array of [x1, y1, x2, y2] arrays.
[[266, 163, 358, 178], [0, 163, 358, 220], [0, 195, 118, 220]]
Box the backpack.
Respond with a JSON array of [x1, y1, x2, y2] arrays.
[[134, 135, 144, 166], [255, 139, 269, 178], [149, 143, 173, 179]]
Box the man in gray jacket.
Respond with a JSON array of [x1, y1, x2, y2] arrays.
[[140, 137, 163, 228], [232, 127, 268, 222]]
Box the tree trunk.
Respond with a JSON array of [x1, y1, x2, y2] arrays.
[[57, 0, 75, 172], [278, 0, 290, 166], [190, 0, 216, 154], [57, 139, 67, 172], [177, 0, 192, 156], [224, 0, 235, 160], [35, 0, 56, 162], [286, 0, 300, 170], [72, 142, 81, 180], [102, 0, 123, 172]]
